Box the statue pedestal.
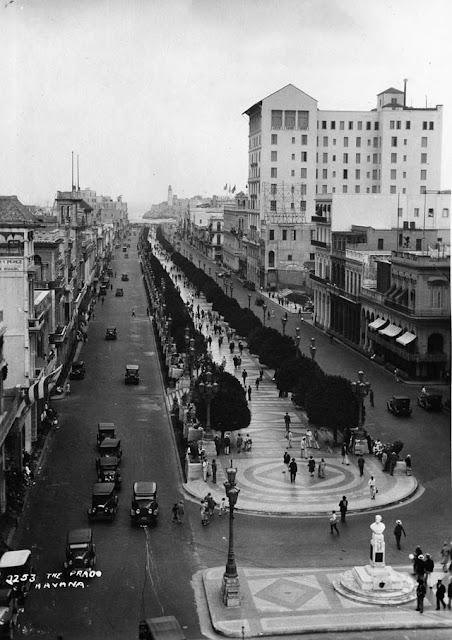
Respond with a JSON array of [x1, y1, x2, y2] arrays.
[[352, 564, 406, 591]]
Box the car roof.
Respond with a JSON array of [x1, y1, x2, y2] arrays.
[[73, 361, 84, 367], [144, 616, 185, 640], [67, 529, 92, 544], [98, 422, 115, 429], [0, 549, 31, 569], [106, 327, 117, 331], [100, 438, 120, 447], [126, 364, 139, 370], [93, 482, 115, 495], [392, 396, 410, 401], [98, 456, 119, 467], [134, 481, 157, 497]]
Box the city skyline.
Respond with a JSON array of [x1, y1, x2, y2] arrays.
[[1, 0, 451, 217]]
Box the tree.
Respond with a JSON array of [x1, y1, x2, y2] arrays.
[[278, 355, 324, 399], [305, 375, 359, 440]]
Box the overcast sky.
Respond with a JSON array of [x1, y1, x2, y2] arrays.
[[1, 0, 451, 219]]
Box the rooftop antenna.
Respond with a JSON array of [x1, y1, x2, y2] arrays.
[[77, 155, 80, 191], [71, 151, 75, 191], [403, 78, 407, 107]]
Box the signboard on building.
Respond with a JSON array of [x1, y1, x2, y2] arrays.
[[0, 258, 23, 272]]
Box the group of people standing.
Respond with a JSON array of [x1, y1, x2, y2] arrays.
[[412, 544, 452, 613]]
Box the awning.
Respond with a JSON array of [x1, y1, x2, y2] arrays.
[[378, 324, 403, 338], [396, 331, 417, 346], [369, 318, 387, 331]]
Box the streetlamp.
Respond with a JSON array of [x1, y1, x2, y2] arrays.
[[247, 293, 252, 308], [208, 267, 211, 277], [198, 370, 219, 431], [351, 370, 371, 427], [294, 327, 301, 357], [281, 316, 287, 336], [203, 262, 206, 271], [230, 283, 234, 298], [221, 461, 241, 607], [215, 271, 218, 282], [310, 337, 317, 360], [198, 259, 201, 268], [262, 303, 267, 327]]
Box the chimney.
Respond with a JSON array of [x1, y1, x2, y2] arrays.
[[403, 78, 407, 107]]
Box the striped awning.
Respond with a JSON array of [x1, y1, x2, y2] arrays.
[[369, 318, 387, 331], [396, 331, 417, 346], [378, 324, 403, 338]]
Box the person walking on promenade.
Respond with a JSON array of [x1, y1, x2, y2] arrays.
[[394, 367, 400, 382], [341, 442, 350, 465], [223, 433, 230, 454], [424, 554, 435, 588], [242, 369, 248, 386], [405, 454, 412, 476], [440, 542, 450, 572], [394, 520, 406, 550], [247, 385, 252, 401], [286, 429, 293, 449], [283, 451, 290, 473], [172, 502, 181, 523], [200, 500, 209, 526], [214, 435, 221, 457], [288, 458, 298, 483], [300, 436, 308, 459], [436, 579, 447, 610], [306, 428, 314, 448], [255, 377, 260, 390], [202, 459, 208, 482], [229, 341, 235, 354], [366, 432, 373, 455], [318, 458, 326, 478], [259, 368, 264, 381], [211, 459, 217, 483], [307, 456, 316, 477], [368, 475, 377, 499], [329, 510, 340, 536], [284, 412, 291, 433], [447, 577, 452, 609], [238, 341, 243, 355], [177, 500, 185, 523], [236, 433, 243, 454], [369, 389, 374, 406], [339, 496, 348, 522], [131, 308, 135, 317], [357, 454, 365, 477], [416, 578, 426, 613], [218, 335, 223, 348], [218, 498, 227, 517], [313, 429, 320, 449]]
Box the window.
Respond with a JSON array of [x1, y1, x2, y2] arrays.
[[403, 171, 406, 178], [373, 153, 378, 164], [406, 121, 411, 129], [428, 208, 434, 217], [357, 121, 362, 130], [391, 137, 397, 147], [331, 121, 336, 130], [340, 121, 345, 130], [271, 167, 277, 178], [310, 253, 315, 260], [396, 120, 401, 130], [292, 137, 295, 144], [323, 136, 328, 146], [287, 254, 293, 261], [442, 208, 449, 218], [268, 251, 275, 267], [300, 184, 307, 195], [300, 201, 306, 212], [298, 111, 309, 129], [404, 139, 407, 145], [333, 139, 337, 146], [289, 230, 295, 241], [291, 153, 295, 160], [374, 122, 379, 130], [285, 110, 296, 129], [429, 122, 434, 130], [332, 171, 336, 177], [421, 153, 427, 164], [377, 238, 384, 250], [343, 169, 348, 179], [322, 185, 328, 194], [271, 110, 282, 129], [271, 134, 278, 144], [269, 229, 275, 240], [356, 137, 361, 147], [391, 153, 397, 163], [414, 208, 419, 217], [422, 121, 427, 130], [390, 185, 397, 194], [301, 152, 307, 162], [372, 185, 378, 193], [332, 155, 336, 161], [366, 122, 371, 130], [271, 150, 277, 161], [372, 169, 378, 180], [356, 153, 361, 163], [270, 183, 277, 195], [343, 153, 348, 163], [344, 137, 349, 147], [421, 170, 427, 180], [355, 169, 361, 179], [390, 121, 395, 129], [342, 185, 348, 193], [322, 152, 328, 162], [322, 121, 327, 129], [373, 137, 378, 148], [322, 169, 327, 179], [291, 169, 295, 176], [282, 230, 287, 240], [290, 202, 295, 209], [421, 137, 428, 147], [301, 134, 308, 145], [403, 155, 407, 162], [270, 200, 277, 211], [355, 185, 360, 193], [300, 168, 307, 178], [391, 169, 397, 179], [348, 121, 353, 130]]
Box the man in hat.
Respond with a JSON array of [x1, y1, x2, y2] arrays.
[[393, 519, 406, 550]]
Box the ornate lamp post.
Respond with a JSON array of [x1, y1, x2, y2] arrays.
[[262, 303, 267, 327], [281, 316, 287, 336], [198, 259, 201, 268], [215, 271, 218, 282], [351, 370, 371, 427], [221, 461, 241, 607], [310, 337, 317, 360], [294, 327, 301, 357], [230, 283, 234, 298], [208, 267, 211, 277], [247, 293, 252, 309], [198, 370, 219, 430], [203, 262, 206, 271]]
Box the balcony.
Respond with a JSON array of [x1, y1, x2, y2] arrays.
[[311, 239, 330, 249], [311, 215, 330, 224], [0, 389, 23, 447], [370, 332, 448, 362], [310, 273, 327, 285], [49, 324, 68, 344], [28, 313, 45, 332]]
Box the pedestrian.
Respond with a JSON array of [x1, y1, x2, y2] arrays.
[[131, 308, 135, 317], [369, 389, 374, 406], [172, 502, 181, 523], [207, 335, 212, 347], [389, 451, 398, 476], [288, 458, 298, 483], [214, 435, 221, 457], [177, 500, 185, 523], [205, 493, 217, 516], [368, 475, 377, 499], [242, 369, 248, 386], [229, 341, 235, 353], [236, 433, 243, 454], [339, 496, 348, 522], [394, 520, 406, 550], [218, 336, 223, 348], [313, 429, 320, 449], [255, 377, 260, 390], [436, 579, 447, 610], [416, 578, 426, 613], [300, 436, 308, 459], [405, 454, 412, 476], [307, 456, 316, 477], [259, 368, 264, 380], [341, 442, 350, 465], [218, 498, 227, 517], [394, 367, 400, 382], [318, 458, 326, 478], [329, 510, 340, 536], [440, 542, 450, 572], [238, 341, 243, 354], [223, 433, 230, 455], [202, 459, 208, 482], [424, 554, 435, 588], [110, 283, 113, 291], [200, 500, 209, 526], [414, 554, 426, 582], [286, 429, 293, 449], [211, 458, 217, 483], [283, 451, 290, 473], [357, 455, 365, 477], [306, 428, 314, 448], [447, 577, 452, 609], [65, 382, 71, 395], [366, 432, 373, 455], [284, 412, 291, 433], [247, 385, 252, 401]]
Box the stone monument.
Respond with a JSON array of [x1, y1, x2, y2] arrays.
[[334, 515, 416, 605]]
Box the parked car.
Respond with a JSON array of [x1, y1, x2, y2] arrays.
[[64, 529, 96, 570], [0, 549, 34, 606], [69, 361, 85, 380], [418, 393, 443, 412], [97, 423, 116, 448], [88, 483, 118, 522], [130, 482, 159, 527], [125, 364, 139, 385], [121, 274, 129, 281], [255, 297, 264, 306], [97, 438, 122, 464], [105, 327, 117, 340], [0, 588, 19, 639], [96, 457, 121, 490], [99, 285, 108, 296], [387, 396, 412, 417], [139, 616, 186, 640], [304, 301, 314, 312], [115, 288, 124, 297], [244, 280, 256, 291]]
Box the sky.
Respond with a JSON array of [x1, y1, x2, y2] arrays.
[[0, 0, 451, 220]]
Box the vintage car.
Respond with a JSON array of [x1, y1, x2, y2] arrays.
[[125, 364, 139, 385], [88, 483, 118, 522], [105, 327, 117, 340], [64, 528, 96, 570], [130, 482, 159, 527], [387, 395, 412, 417], [254, 297, 264, 306], [122, 247, 127, 253], [0, 549, 34, 605], [96, 438, 122, 465], [115, 288, 124, 297], [69, 360, 85, 380], [418, 393, 443, 412], [121, 274, 129, 281], [97, 423, 116, 448], [96, 457, 121, 490], [139, 616, 186, 640], [243, 280, 256, 291], [0, 588, 19, 639], [99, 285, 108, 296]]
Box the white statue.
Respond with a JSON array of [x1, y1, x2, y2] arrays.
[[370, 515, 385, 552]]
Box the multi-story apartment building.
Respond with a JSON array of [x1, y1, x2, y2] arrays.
[[243, 83, 445, 288]]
